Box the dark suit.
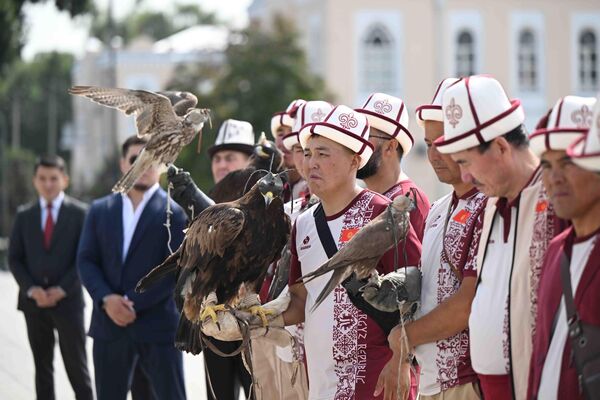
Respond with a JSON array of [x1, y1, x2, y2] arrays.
[[77, 188, 187, 400], [8, 195, 93, 400]]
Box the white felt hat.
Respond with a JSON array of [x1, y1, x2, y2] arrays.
[[355, 92, 414, 154], [208, 119, 255, 158], [270, 99, 306, 138], [529, 96, 596, 156], [415, 78, 460, 126], [435, 76, 525, 154], [567, 95, 600, 172], [298, 105, 374, 168], [283, 100, 334, 151]]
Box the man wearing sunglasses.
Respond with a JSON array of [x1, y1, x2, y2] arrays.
[[355, 93, 430, 240], [77, 135, 188, 400]]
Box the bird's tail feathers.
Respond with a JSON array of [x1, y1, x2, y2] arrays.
[[299, 257, 357, 284], [112, 149, 156, 193], [310, 267, 353, 312], [175, 316, 203, 355], [135, 249, 180, 293]]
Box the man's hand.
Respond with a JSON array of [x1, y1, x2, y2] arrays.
[[46, 287, 66, 304], [374, 354, 411, 400], [388, 325, 407, 355], [29, 286, 57, 308], [167, 165, 213, 219], [103, 294, 136, 327]]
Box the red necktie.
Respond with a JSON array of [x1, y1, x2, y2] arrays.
[[44, 202, 54, 250]]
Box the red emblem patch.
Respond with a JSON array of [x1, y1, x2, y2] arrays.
[[536, 200, 548, 213], [452, 209, 471, 224], [340, 228, 360, 243]]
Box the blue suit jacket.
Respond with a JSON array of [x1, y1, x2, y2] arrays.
[[77, 188, 186, 343]]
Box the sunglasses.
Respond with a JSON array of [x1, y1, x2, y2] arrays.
[[370, 135, 393, 141]]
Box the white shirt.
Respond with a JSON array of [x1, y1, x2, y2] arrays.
[[469, 209, 515, 375], [538, 235, 596, 399], [415, 191, 484, 395], [39, 191, 65, 229], [121, 183, 160, 262], [292, 190, 392, 400]]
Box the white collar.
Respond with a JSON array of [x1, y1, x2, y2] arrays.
[[39, 191, 65, 209], [121, 183, 160, 204]]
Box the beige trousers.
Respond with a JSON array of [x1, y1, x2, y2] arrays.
[[418, 381, 482, 400], [251, 337, 309, 400]]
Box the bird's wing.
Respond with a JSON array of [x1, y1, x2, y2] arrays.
[[68, 86, 178, 138], [181, 204, 246, 266], [301, 216, 391, 283], [157, 91, 198, 116], [300, 216, 395, 311], [135, 245, 182, 293]]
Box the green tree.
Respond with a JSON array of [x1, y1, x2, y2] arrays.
[[167, 15, 331, 191], [0, 0, 92, 75], [0, 52, 75, 157], [90, 5, 220, 45]]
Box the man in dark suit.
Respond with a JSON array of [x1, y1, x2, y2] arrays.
[[8, 155, 93, 400], [77, 135, 187, 400]]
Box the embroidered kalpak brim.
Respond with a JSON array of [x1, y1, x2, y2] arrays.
[[299, 122, 374, 169], [435, 99, 524, 154], [529, 128, 588, 157], [567, 135, 600, 172], [282, 131, 300, 150], [355, 108, 414, 154]]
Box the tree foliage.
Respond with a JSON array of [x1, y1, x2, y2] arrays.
[[167, 16, 331, 191], [0, 0, 92, 75], [90, 4, 219, 45], [0, 52, 75, 157]]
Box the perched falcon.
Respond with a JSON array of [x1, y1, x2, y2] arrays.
[[68, 86, 210, 193], [301, 194, 414, 311], [136, 172, 291, 354], [209, 132, 285, 203]]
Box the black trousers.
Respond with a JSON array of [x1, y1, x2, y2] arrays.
[[204, 339, 252, 400], [93, 333, 186, 400], [131, 363, 158, 400], [23, 306, 93, 400]]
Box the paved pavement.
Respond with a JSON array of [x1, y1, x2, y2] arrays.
[[0, 270, 243, 400]]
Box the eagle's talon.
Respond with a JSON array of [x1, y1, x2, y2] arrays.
[[200, 304, 227, 324], [248, 305, 275, 327]]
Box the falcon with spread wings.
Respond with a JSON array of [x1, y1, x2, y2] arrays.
[[69, 86, 210, 193]]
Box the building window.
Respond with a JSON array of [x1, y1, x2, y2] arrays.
[[579, 29, 598, 91], [360, 25, 396, 93], [456, 30, 475, 76], [518, 29, 537, 91]]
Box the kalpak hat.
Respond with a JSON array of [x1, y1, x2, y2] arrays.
[[435, 75, 525, 154], [299, 105, 374, 168]]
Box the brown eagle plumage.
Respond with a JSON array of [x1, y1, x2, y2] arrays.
[[68, 86, 210, 193], [136, 172, 291, 353]]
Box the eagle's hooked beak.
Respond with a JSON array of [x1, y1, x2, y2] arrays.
[[263, 191, 274, 207]]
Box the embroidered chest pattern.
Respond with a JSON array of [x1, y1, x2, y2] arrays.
[[332, 192, 375, 398]]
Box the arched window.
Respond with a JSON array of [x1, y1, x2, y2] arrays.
[[456, 30, 475, 76], [360, 25, 396, 93], [518, 29, 537, 91], [579, 29, 598, 91]]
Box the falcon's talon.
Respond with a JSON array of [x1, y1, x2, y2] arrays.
[[247, 305, 275, 327], [200, 304, 227, 324]]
